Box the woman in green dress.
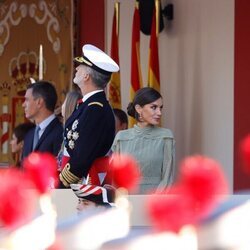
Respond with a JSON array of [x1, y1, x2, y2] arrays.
[[112, 87, 175, 194]]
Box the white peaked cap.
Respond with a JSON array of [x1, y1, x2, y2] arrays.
[[74, 44, 119, 75]]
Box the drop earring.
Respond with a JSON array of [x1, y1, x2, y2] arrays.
[[139, 113, 143, 121]]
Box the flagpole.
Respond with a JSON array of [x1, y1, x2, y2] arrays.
[[115, 2, 120, 36], [156, 0, 160, 37], [39, 44, 43, 80]]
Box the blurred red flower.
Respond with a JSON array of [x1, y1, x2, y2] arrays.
[[147, 185, 196, 232], [23, 152, 58, 194], [110, 153, 140, 192], [0, 169, 36, 228], [147, 155, 228, 232], [179, 155, 228, 216]]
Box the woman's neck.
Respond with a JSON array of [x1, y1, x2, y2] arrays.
[[136, 122, 151, 128]]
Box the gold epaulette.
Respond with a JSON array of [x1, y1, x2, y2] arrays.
[[59, 163, 81, 187], [88, 102, 103, 107]]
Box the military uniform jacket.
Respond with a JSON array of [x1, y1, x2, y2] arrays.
[[22, 117, 63, 159], [59, 91, 115, 187]]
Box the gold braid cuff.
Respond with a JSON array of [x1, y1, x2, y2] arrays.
[[59, 163, 81, 187]]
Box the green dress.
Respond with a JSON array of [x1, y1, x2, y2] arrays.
[[111, 125, 175, 194]]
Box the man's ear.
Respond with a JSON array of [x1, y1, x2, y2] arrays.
[[36, 97, 44, 108], [83, 73, 90, 81]]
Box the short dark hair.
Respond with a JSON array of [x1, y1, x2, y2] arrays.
[[113, 108, 128, 125], [27, 81, 58, 112], [13, 122, 35, 143], [127, 87, 162, 120]]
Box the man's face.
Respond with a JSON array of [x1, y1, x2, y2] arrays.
[[76, 198, 97, 214], [22, 88, 40, 122], [73, 65, 87, 86]]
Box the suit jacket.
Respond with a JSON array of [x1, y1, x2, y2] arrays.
[[22, 117, 63, 160], [59, 91, 115, 188]]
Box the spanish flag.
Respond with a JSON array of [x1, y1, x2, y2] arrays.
[[148, 0, 160, 92], [109, 2, 121, 109], [129, 0, 143, 127]]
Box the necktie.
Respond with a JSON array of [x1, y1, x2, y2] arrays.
[[33, 125, 40, 150]]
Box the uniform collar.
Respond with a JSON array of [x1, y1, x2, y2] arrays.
[[82, 90, 104, 103]]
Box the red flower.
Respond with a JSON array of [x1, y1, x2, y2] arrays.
[[110, 153, 140, 191], [147, 155, 228, 232], [179, 155, 228, 216], [240, 135, 250, 174], [23, 152, 58, 194], [147, 186, 196, 232], [0, 169, 36, 228]]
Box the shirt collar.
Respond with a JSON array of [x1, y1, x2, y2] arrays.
[[38, 114, 56, 131]]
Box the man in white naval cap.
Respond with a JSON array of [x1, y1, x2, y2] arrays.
[[58, 44, 119, 188]]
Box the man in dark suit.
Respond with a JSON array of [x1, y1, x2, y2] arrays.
[[22, 81, 63, 160], [58, 44, 119, 188]]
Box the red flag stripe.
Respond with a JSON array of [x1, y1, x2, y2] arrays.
[[129, 0, 143, 127], [109, 2, 121, 109], [148, 0, 160, 91], [131, 0, 143, 93]]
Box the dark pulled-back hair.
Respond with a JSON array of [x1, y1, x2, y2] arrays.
[[27, 81, 58, 112], [13, 122, 35, 143], [127, 87, 162, 121]]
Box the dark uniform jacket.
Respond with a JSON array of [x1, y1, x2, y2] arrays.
[[59, 91, 115, 188], [22, 117, 63, 159]]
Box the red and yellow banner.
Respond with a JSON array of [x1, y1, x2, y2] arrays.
[[109, 1, 121, 109], [0, 0, 73, 163], [148, 0, 160, 92], [129, 0, 143, 127]]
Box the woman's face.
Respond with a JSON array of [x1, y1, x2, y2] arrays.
[[10, 134, 23, 153], [136, 97, 163, 127]]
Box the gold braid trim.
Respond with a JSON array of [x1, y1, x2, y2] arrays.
[[74, 56, 93, 66], [88, 102, 103, 107], [59, 163, 80, 187]]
